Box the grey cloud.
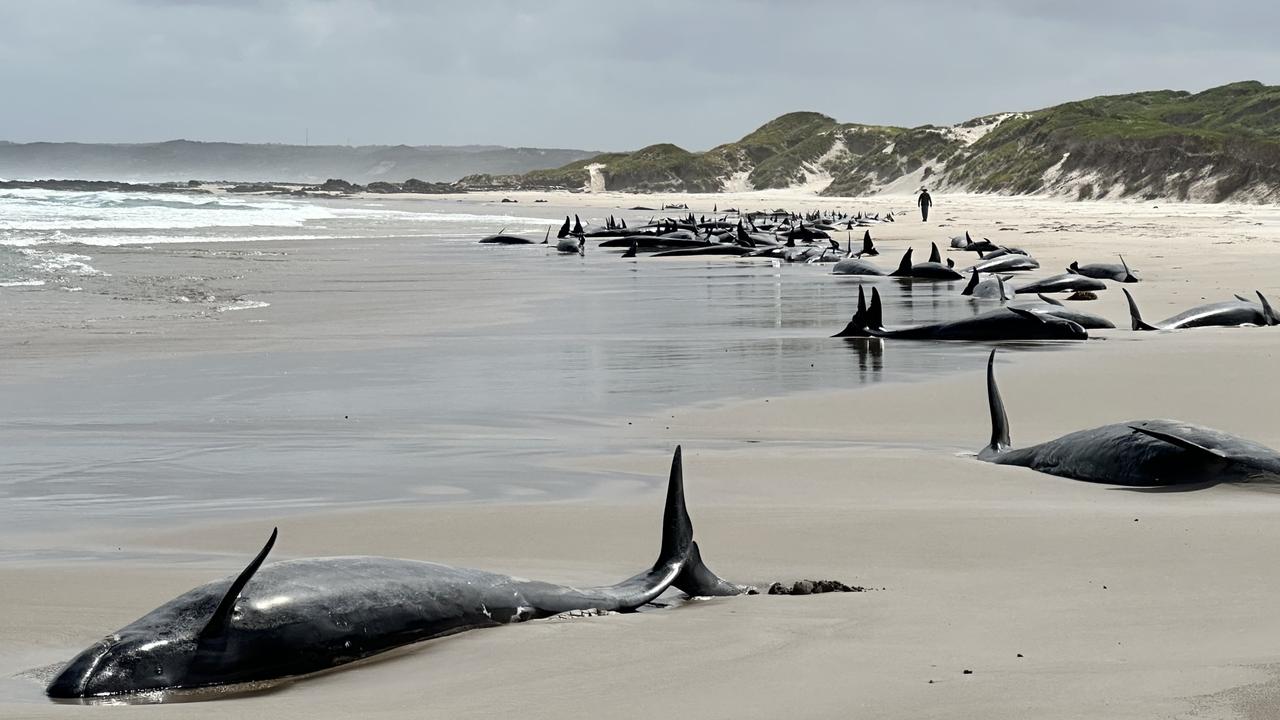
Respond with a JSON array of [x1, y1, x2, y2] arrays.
[[0, 0, 1275, 149]]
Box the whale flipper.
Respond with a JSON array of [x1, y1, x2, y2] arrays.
[[1036, 293, 1064, 307], [1129, 426, 1229, 460]]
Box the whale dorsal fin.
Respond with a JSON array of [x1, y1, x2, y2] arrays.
[[198, 528, 278, 643], [543, 226, 550, 244], [1129, 426, 1229, 460], [929, 242, 941, 264], [946, 258, 955, 268], [962, 268, 979, 296]]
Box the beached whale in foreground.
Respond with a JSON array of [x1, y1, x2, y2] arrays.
[[46, 448, 746, 700], [833, 286, 1087, 341], [977, 350, 1280, 486]]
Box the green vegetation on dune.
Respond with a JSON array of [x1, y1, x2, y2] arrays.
[[492, 82, 1280, 202], [949, 81, 1280, 200], [598, 144, 730, 192]]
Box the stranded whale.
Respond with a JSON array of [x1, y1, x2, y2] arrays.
[[1123, 289, 1279, 330], [977, 350, 1280, 486], [833, 287, 1087, 341], [46, 448, 746, 699]]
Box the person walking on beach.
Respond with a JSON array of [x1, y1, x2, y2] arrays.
[[918, 188, 933, 222]]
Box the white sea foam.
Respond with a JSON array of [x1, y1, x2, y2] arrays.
[[18, 248, 104, 276], [0, 188, 555, 247], [0, 189, 338, 231], [217, 300, 271, 312]]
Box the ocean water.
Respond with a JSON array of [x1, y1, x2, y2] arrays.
[[0, 189, 1083, 544], [0, 187, 550, 288]]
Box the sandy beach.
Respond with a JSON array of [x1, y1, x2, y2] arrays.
[[4, 190, 1280, 719]]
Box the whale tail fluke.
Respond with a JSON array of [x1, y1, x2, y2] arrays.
[[651, 447, 748, 597], [655, 446, 693, 570], [891, 247, 913, 277], [1119, 255, 1139, 283], [833, 286, 873, 338], [868, 286, 885, 330], [1123, 288, 1158, 331], [860, 230, 877, 257], [673, 541, 749, 597], [1258, 291, 1280, 326], [979, 349, 1012, 459]]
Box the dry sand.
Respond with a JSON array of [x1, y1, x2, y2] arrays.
[[4, 191, 1280, 719]]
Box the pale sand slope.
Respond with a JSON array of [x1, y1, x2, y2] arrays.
[[4, 194, 1280, 719]]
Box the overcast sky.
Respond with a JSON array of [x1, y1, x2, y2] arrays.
[[1, 0, 1276, 150]]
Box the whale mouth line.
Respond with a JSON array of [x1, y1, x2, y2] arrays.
[[47, 677, 290, 706]]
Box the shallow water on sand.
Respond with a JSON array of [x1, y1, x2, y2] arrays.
[[0, 195, 1082, 545]]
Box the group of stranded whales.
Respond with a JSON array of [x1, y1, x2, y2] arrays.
[[45, 206, 1280, 702]]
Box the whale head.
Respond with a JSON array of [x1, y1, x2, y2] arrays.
[[46, 629, 200, 699], [47, 529, 279, 699]]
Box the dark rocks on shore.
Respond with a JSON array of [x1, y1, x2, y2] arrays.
[[317, 178, 359, 193], [766, 579, 865, 595], [228, 183, 290, 193], [0, 179, 208, 194]]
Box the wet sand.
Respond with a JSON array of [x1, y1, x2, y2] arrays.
[[4, 192, 1280, 718]]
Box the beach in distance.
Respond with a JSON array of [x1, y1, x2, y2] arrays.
[[4, 188, 1280, 719]]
